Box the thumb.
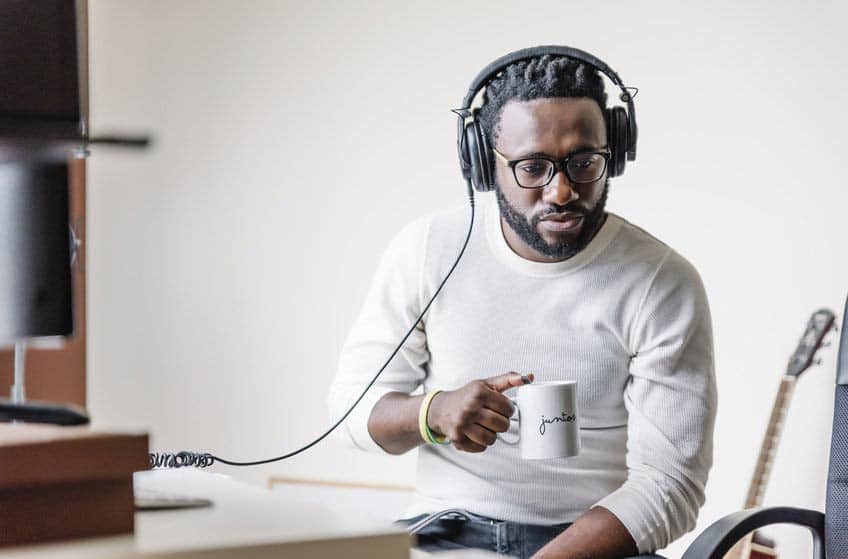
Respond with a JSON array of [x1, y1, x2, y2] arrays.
[[484, 372, 533, 393]]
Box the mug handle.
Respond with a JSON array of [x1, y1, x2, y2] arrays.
[[496, 398, 520, 446]]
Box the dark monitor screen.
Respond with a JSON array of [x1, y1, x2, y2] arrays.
[[0, 0, 84, 138]]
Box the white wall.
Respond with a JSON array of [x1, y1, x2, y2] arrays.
[[86, 1, 848, 557]]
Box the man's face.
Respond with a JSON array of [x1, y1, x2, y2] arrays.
[[493, 97, 609, 262]]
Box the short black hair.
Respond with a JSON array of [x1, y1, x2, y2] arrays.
[[478, 54, 608, 148]]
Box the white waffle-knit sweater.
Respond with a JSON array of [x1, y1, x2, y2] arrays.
[[327, 195, 716, 553]]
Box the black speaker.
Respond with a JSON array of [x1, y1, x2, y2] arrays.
[[0, 161, 73, 343]]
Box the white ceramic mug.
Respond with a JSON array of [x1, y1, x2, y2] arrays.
[[498, 380, 580, 460]]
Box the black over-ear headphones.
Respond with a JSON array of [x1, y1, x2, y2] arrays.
[[454, 45, 638, 193]]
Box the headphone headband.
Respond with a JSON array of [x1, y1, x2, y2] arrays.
[[459, 45, 637, 162]]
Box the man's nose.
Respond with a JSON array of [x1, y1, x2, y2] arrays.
[[543, 170, 577, 206]]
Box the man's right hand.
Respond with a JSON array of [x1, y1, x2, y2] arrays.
[[427, 372, 533, 453]]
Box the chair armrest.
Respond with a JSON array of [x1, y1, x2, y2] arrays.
[[680, 507, 824, 559]]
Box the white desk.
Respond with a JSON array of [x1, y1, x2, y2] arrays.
[[0, 468, 410, 558]]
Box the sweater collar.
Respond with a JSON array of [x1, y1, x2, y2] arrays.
[[484, 194, 622, 277]]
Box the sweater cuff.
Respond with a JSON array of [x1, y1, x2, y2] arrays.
[[342, 386, 398, 453], [593, 489, 656, 554]]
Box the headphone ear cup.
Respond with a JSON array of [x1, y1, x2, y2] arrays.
[[475, 120, 495, 191], [465, 110, 494, 192], [463, 121, 483, 192], [456, 114, 473, 182], [606, 107, 628, 178]]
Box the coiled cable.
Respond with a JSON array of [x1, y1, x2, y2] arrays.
[[150, 192, 475, 468]]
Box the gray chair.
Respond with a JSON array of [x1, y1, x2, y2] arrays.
[[682, 295, 848, 559]]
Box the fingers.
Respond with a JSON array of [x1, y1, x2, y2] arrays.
[[482, 392, 514, 419], [464, 423, 497, 448], [451, 434, 487, 453], [450, 410, 511, 453], [484, 371, 533, 393], [475, 407, 512, 434], [462, 379, 514, 419]]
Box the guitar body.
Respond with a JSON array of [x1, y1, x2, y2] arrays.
[[749, 531, 778, 558], [749, 544, 778, 559], [724, 533, 777, 559]]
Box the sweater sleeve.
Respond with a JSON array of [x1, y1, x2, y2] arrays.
[[326, 217, 431, 454], [593, 249, 717, 553]]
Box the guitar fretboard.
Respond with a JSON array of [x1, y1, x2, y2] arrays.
[[743, 376, 796, 509]]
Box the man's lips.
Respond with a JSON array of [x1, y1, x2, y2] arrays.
[[540, 211, 584, 222], [538, 211, 584, 232]]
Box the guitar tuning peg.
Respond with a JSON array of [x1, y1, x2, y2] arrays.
[[823, 341, 832, 348], [815, 358, 823, 366]]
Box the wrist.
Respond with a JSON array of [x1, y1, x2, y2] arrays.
[[418, 390, 449, 444], [425, 390, 446, 436]]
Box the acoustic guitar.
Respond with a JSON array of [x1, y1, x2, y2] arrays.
[[724, 308, 836, 559]]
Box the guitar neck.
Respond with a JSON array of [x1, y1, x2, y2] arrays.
[[743, 376, 797, 509]]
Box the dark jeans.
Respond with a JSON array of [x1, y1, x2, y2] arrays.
[[399, 510, 667, 559]]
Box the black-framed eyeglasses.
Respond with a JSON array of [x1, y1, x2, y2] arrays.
[[492, 147, 611, 189]]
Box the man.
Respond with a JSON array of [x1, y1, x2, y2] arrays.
[[328, 51, 716, 559]]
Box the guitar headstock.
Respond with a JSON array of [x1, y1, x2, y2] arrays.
[[786, 308, 837, 377]]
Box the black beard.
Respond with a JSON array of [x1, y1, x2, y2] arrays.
[[495, 181, 609, 260]]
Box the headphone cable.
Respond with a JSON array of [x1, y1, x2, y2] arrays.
[[149, 190, 476, 468]]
